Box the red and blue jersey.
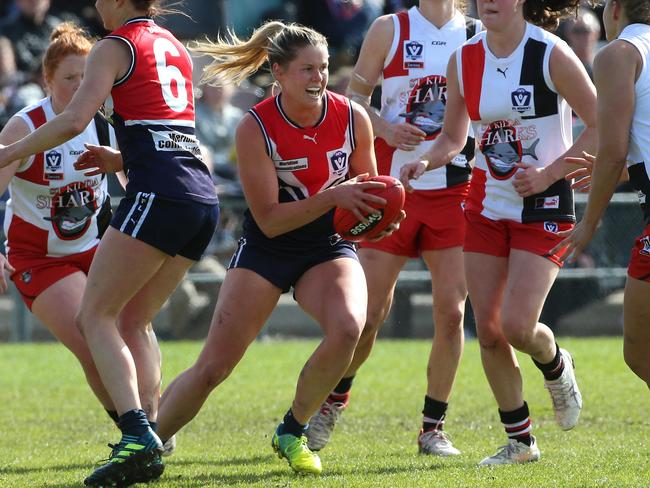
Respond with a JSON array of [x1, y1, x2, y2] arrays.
[[104, 17, 217, 204], [243, 90, 356, 248]]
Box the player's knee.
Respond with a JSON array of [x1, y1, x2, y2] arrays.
[[476, 323, 505, 350], [434, 307, 464, 338], [502, 321, 534, 351], [193, 358, 235, 392], [365, 301, 390, 331], [326, 317, 363, 350], [624, 340, 650, 383]]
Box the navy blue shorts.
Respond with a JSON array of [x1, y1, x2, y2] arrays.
[[112, 192, 219, 261], [228, 236, 358, 293]]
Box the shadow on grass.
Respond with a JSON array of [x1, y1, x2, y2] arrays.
[[0, 463, 88, 475], [160, 457, 471, 486]]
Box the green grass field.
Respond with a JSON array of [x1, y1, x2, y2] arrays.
[[0, 338, 648, 487]]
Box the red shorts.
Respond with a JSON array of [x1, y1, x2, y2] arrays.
[[9, 247, 96, 310], [628, 224, 650, 281], [359, 182, 469, 258], [463, 211, 573, 267]]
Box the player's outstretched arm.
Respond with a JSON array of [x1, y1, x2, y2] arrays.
[[0, 39, 126, 168]]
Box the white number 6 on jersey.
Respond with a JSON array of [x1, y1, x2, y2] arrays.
[[153, 38, 188, 112]]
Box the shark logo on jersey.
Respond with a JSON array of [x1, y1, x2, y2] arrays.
[[44, 150, 64, 180], [403, 40, 425, 69], [511, 86, 535, 116], [480, 121, 539, 179], [44, 182, 99, 239], [400, 75, 446, 138], [328, 150, 349, 177]]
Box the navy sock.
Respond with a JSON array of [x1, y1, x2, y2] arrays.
[[149, 421, 158, 433], [277, 409, 305, 438], [333, 376, 355, 395], [106, 409, 120, 424], [533, 343, 564, 381], [118, 409, 150, 438], [422, 396, 448, 431]]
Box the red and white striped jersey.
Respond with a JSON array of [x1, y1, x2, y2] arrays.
[[5, 97, 112, 258], [619, 24, 650, 223], [458, 23, 574, 223], [243, 90, 355, 246], [379, 7, 480, 189]]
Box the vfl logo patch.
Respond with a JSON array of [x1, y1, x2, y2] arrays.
[[275, 157, 309, 171], [327, 149, 349, 176], [511, 86, 535, 116], [21, 271, 32, 283], [544, 221, 559, 233], [44, 150, 64, 180], [640, 236, 650, 256], [403, 40, 425, 69]]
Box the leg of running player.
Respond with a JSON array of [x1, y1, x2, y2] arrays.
[[348, 248, 407, 373], [156, 268, 282, 441], [623, 277, 650, 388], [117, 255, 194, 422], [32, 271, 114, 411], [291, 257, 366, 424]]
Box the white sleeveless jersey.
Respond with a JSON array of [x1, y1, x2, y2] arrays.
[[5, 97, 114, 258], [457, 23, 574, 223], [619, 24, 650, 222], [379, 7, 480, 190]]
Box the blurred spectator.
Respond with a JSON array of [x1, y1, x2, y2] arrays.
[[560, 7, 601, 79], [1, 0, 76, 81], [0, 36, 45, 130], [195, 83, 244, 182], [50, 0, 105, 36], [0, 1, 19, 28], [295, 0, 382, 69]]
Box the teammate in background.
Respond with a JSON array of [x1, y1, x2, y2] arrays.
[[552, 0, 650, 390], [306, 0, 481, 457], [0, 21, 125, 427], [400, 0, 596, 465], [0, 1, 219, 486], [155, 21, 401, 476]]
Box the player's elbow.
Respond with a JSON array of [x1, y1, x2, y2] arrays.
[[62, 111, 89, 138]]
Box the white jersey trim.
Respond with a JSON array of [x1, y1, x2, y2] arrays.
[[124, 119, 195, 128]]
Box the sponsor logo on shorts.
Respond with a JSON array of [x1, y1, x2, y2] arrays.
[[544, 221, 559, 233], [21, 271, 31, 283], [275, 157, 309, 171], [640, 236, 650, 256], [535, 196, 560, 210]]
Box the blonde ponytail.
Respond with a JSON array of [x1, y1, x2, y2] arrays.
[[192, 21, 327, 86]]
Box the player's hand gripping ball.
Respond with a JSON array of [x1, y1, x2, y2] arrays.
[[334, 175, 406, 242]]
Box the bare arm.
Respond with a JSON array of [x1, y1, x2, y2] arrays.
[[551, 40, 638, 262], [513, 41, 597, 196], [236, 113, 385, 238], [580, 42, 636, 228], [0, 39, 129, 167], [346, 15, 426, 150], [347, 102, 378, 177], [0, 116, 32, 289]]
